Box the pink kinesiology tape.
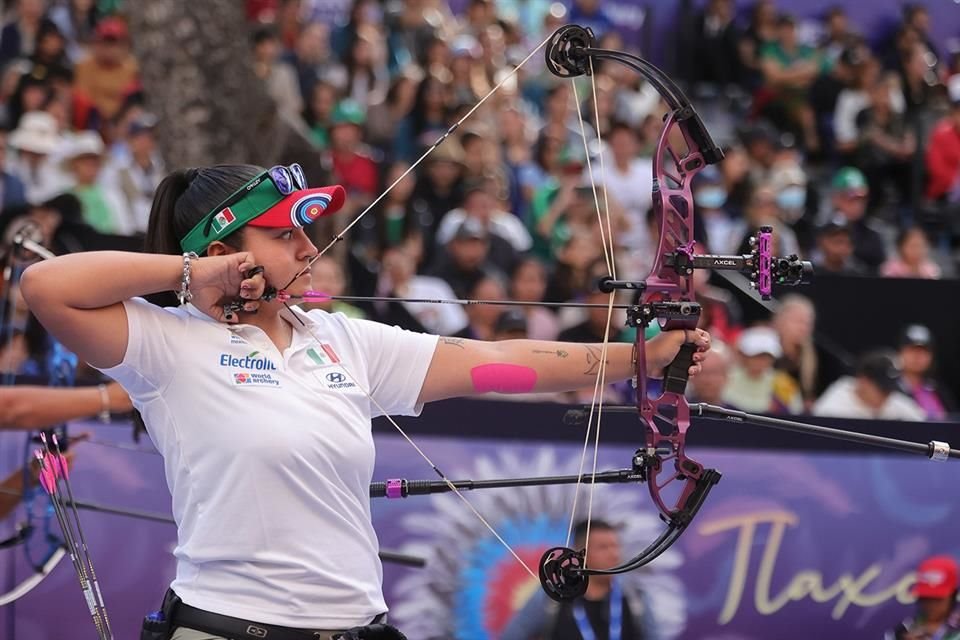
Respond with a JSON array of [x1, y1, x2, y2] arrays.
[[470, 364, 538, 393]]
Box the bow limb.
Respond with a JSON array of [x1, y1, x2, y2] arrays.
[[0, 545, 67, 606]]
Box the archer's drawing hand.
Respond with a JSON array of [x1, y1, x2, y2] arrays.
[[189, 253, 267, 323]]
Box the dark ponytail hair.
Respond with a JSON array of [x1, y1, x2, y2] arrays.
[[144, 164, 264, 255], [136, 165, 265, 439]]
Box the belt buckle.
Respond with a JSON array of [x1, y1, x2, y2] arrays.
[[245, 625, 268, 638]]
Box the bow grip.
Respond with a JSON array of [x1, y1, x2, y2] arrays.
[[662, 342, 698, 395]]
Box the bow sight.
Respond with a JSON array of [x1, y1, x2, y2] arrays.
[[600, 225, 813, 300]]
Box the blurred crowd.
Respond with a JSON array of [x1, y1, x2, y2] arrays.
[[0, 0, 957, 421]]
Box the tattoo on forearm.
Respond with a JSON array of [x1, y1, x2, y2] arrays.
[[532, 349, 569, 358], [440, 337, 465, 349], [584, 345, 607, 376]]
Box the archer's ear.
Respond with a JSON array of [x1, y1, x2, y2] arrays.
[[205, 241, 237, 257]]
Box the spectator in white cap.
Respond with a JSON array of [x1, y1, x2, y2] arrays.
[[62, 130, 131, 234], [722, 325, 803, 414], [7, 110, 69, 203]]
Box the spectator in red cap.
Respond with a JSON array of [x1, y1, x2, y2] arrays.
[[885, 555, 960, 639], [73, 16, 139, 121]]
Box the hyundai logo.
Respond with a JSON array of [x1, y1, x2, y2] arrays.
[[326, 372, 346, 383]]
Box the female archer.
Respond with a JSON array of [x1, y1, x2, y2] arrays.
[[20, 163, 711, 640]]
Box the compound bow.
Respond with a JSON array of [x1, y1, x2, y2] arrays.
[[533, 24, 810, 600], [252, 23, 958, 606]]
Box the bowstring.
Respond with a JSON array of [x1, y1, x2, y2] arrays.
[[562, 60, 619, 567], [283, 304, 537, 579], [282, 32, 556, 290]]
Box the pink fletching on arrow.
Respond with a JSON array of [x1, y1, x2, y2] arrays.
[[34, 453, 56, 495], [38, 468, 57, 495], [52, 454, 69, 480]]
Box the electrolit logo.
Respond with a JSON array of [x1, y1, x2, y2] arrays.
[[219, 351, 278, 371]]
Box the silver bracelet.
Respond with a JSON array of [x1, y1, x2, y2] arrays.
[[97, 383, 111, 423], [178, 252, 198, 305]]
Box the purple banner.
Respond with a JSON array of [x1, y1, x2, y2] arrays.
[[1, 421, 957, 639], [374, 436, 958, 639]]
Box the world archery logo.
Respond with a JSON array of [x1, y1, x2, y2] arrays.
[[232, 370, 280, 387], [290, 192, 333, 227], [223, 351, 281, 387]]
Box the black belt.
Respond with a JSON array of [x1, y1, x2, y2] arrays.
[[173, 601, 385, 640]]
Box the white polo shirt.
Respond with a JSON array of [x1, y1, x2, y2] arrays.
[[99, 297, 438, 628]]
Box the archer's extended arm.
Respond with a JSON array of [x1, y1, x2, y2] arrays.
[[417, 332, 709, 404]]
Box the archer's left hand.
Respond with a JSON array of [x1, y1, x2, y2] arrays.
[[646, 328, 711, 376]]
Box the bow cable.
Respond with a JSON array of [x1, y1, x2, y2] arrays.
[[563, 57, 621, 565]]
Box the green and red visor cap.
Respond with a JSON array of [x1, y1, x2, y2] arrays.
[[179, 164, 346, 255]]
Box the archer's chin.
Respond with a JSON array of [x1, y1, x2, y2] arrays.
[[283, 274, 312, 295]]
